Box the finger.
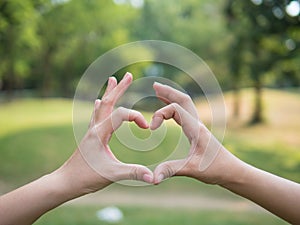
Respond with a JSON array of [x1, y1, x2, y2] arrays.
[[112, 107, 149, 130], [108, 72, 133, 101], [88, 99, 101, 128], [149, 103, 184, 129], [102, 76, 117, 99], [93, 77, 117, 127], [153, 159, 186, 184], [99, 107, 149, 142], [116, 163, 153, 183], [149, 104, 181, 130], [153, 82, 198, 119], [96, 72, 133, 122], [150, 103, 200, 141]]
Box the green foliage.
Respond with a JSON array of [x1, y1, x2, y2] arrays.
[[0, 0, 40, 93], [0, 0, 141, 96], [0, 0, 232, 97], [0, 0, 299, 100], [225, 0, 300, 122], [34, 0, 139, 96], [134, 0, 230, 91]]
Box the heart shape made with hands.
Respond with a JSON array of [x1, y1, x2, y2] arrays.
[[82, 73, 221, 186]]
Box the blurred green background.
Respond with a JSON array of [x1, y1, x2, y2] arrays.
[[0, 0, 299, 224]]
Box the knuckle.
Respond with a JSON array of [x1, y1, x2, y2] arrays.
[[115, 106, 125, 113], [182, 93, 192, 102], [167, 92, 176, 100], [135, 110, 143, 116], [154, 109, 162, 115], [170, 103, 181, 113], [129, 166, 138, 180], [101, 97, 113, 105], [161, 164, 174, 178], [153, 110, 162, 118], [131, 109, 141, 118], [170, 102, 180, 108]]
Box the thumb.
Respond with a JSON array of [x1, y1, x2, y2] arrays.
[[153, 159, 186, 184], [116, 163, 154, 184]]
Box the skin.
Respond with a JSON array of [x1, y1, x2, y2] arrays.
[[0, 73, 153, 225], [150, 82, 300, 224]]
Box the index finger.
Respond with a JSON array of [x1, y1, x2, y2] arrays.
[[96, 72, 133, 122], [153, 82, 199, 119], [150, 103, 199, 142], [106, 72, 133, 102]]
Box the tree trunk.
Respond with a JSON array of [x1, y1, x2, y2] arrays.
[[2, 60, 15, 101], [251, 78, 263, 124], [3, 28, 16, 100], [232, 83, 240, 118], [40, 49, 53, 97], [60, 55, 74, 98]]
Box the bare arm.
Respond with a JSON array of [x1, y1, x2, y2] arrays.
[[0, 73, 153, 225], [221, 162, 300, 224], [150, 82, 300, 224]]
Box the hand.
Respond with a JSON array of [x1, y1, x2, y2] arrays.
[[150, 82, 243, 185], [54, 73, 153, 196]]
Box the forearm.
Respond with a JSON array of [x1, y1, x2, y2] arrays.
[[221, 161, 300, 224], [0, 148, 114, 225], [0, 172, 80, 225]]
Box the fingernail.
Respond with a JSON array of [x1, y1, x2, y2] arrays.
[[154, 82, 163, 86], [149, 117, 156, 130], [107, 77, 112, 85], [149, 118, 154, 129], [143, 122, 149, 129], [95, 99, 100, 107], [150, 116, 160, 130], [125, 72, 132, 79], [157, 174, 164, 183], [143, 174, 153, 183]]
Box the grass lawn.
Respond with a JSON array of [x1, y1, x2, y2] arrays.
[[0, 88, 299, 224], [0, 98, 76, 185], [222, 88, 300, 183], [34, 205, 288, 225]]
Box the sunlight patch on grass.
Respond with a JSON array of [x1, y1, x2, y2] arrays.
[[0, 98, 73, 137]]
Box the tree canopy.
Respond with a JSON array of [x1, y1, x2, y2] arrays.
[[225, 0, 300, 123], [0, 0, 299, 115]]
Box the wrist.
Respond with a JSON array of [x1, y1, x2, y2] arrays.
[[199, 146, 250, 187], [218, 156, 251, 189], [33, 172, 79, 209], [44, 170, 83, 203], [53, 150, 112, 198]]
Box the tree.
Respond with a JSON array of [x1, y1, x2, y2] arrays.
[[0, 0, 40, 98], [35, 0, 139, 97], [134, 0, 230, 95], [0, 0, 142, 97], [225, 0, 300, 123]]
